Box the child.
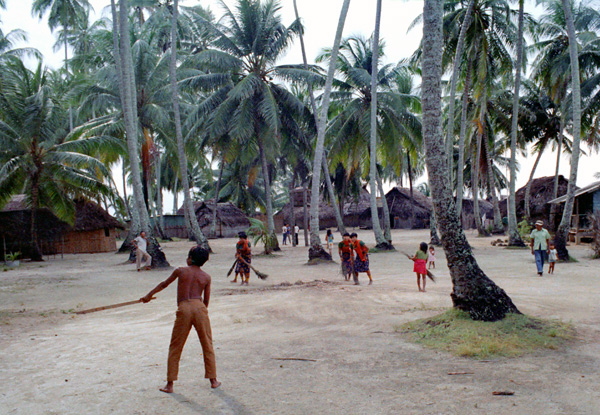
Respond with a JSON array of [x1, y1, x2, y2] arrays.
[[338, 233, 354, 281], [411, 242, 429, 292], [351, 233, 372, 285], [427, 246, 436, 269], [326, 229, 334, 256], [548, 242, 558, 274], [233, 232, 252, 285]]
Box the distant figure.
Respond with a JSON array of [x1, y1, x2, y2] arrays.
[[294, 224, 300, 245], [140, 246, 221, 392], [282, 224, 288, 245], [427, 246, 436, 269], [530, 220, 551, 276], [326, 229, 334, 256], [350, 233, 372, 285], [411, 242, 429, 292], [338, 233, 354, 281], [548, 242, 558, 274], [133, 231, 152, 271], [233, 232, 252, 285]]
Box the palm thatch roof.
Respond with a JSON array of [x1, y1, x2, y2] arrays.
[[499, 175, 569, 222], [178, 200, 250, 229], [384, 187, 432, 228]]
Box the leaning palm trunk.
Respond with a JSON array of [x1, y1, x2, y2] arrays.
[[421, 0, 519, 320], [555, 0, 583, 260], [368, 0, 392, 249], [524, 145, 545, 221], [455, 58, 473, 221], [309, 0, 351, 261], [210, 156, 225, 238], [376, 171, 392, 243], [293, 0, 346, 236], [446, 0, 476, 185], [168, 0, 210, 250], [507, 0, 525, 246], [549, 117, 564, 231], [117, 0, 168, 267], [482, 132, 504, 233]]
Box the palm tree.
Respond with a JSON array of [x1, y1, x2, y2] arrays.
[[421, 0, 519, 320], [0, 60, 111, 260]]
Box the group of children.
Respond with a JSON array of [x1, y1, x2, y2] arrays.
[[337, 232, 373, 285]]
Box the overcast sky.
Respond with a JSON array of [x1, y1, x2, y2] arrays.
[[1, 0, 598, 212]]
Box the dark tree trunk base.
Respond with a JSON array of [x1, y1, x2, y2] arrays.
[[374, 242, 395, 251], [507, 238, 526, 247], [451, 270, 520, 321], [430, 233, 441, 246], [308, 245, 333, 262], [491, 227, 505, 235]]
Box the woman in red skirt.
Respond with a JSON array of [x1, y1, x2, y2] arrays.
[[411, 242, 429, 292]]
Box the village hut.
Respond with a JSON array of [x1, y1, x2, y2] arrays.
[[176, 201, 250, 238], [344, 187, 372, 228], [460, 198, 494, 229], [548, 179, 600, 244], [274, 187, 340, 231], [0, 196, 124, 258], [499, 175, 569, 227], [385, 187, 433, 229]]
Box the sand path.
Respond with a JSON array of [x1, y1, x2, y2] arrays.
[[1, 229, 599, 414]]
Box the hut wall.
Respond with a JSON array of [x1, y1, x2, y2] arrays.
[[160, 215, 189, 239], [61, 228, 118, 254], [594, 190, 600, 212]]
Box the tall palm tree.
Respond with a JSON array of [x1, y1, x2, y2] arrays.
[[0, 60, 111, 260], [421, 0, 519, 321]]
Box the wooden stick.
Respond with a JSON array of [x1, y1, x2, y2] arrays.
[[272, 357, 317, 362], [237, 256, 268, 280], [226, 259, 238, 277], [74, 297, 155, 314], [492, 391, 514, 396], [448, 371, 474, 375]]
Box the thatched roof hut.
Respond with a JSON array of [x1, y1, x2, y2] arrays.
[[385, 187, 433, 229], [460, 198, 494, 229], [499, 175, 569, 227], [0, 196, 124, 258], [177, 201, 250, 238]]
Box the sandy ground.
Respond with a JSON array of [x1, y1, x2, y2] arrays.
[[1, 229, 599, 415]]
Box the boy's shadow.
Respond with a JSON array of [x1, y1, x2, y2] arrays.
[[170, 390, 252, 415]]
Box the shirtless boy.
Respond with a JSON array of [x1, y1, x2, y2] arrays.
[[141, 246, 221, 392]]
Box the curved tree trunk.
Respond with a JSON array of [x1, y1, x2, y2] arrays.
[[455, 61, 472, 222], [368, 0, 391, 249], [421, 0, 519, 320], [429, 207, 441, 246], [376, 171, 392, 243], [170, 0, 210, 250], [293, 0, 347, 237], [555, 0, 582, 260], [524, 145, 545, 221], [549, 118, 564, 231], [309, 0, 351, 261], [508, 0, 526, 246], [117, 0, 168, 267], [257, 135, 279, 252], [210, 156, 225, 238], [446, 0, 476, 186], [482, 131, 504, 233], [473, 128, 486, 236]]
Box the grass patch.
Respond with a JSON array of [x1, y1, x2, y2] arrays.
[[397, 309, 574, 359], [369, 247, 397, 254]]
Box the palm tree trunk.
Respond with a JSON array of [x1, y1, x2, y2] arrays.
[[368, 0, 391, 249], [376, 171, 392, 243], [121, 159, 132, 220], [455, 61, 472, 221], [421, 0, 519, 320], [117, 0, 168, 267], [210, 156, 225, 238], [173, 175, 178, 214], [483, 132, 504, 233], [524, 145, 545, 221], [429, 207, 441, 246], [555, 0, 582, 260], [288, 169, 297, 247], [257, 135, 279, 252], [508, 0, 525, 246], [407, 152, 415, 229], [472, 133, 485, 235], [293, 0, 347, 237], [30, 170, 43, 261], [549, 117, 564, 231], [446, 0, 476, 186], [303, 183, 309, 246], [309, 0, 351, 261], [169, 0, 210, 250]]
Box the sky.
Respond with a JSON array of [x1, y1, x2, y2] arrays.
[[1, 0, 599, 213]]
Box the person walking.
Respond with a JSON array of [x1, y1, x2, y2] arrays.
[[530, 220, 551, 276], [133, 231, 152, 271], [294, 224, 300, 245]]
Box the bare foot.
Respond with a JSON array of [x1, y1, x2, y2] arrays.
[[210, 379, 222, 389], [231, 280, 237, 283], [160, 381, 174, 393], [137, 269, 141, 272], [144, 266, 151, 270], [368, 280, 373, 285]]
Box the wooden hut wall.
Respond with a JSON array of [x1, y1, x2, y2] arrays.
[[61, 228, 118, 254]]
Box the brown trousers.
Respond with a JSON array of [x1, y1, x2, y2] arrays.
[[167, 299, 217, 381]]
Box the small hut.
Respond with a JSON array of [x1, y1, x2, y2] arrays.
[[176, 201, 251, 238], [548, 180, 600, 244], [385, 187, 433, 229], [499, 175, 569, 227], [0, 196, 124, 258], [460, 198, 494, 229]]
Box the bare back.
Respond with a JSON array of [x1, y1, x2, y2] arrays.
[[174, 266, 211, 306]]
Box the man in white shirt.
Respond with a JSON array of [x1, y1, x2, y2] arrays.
[[294, 224, 300, 245], [133, 231, 152, 271], [530, 220, 551, 276]]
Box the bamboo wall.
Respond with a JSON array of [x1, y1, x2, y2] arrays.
[[60, 228, 118, 254]]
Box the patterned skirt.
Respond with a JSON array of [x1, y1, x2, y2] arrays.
[[235, 255, 251, 274], [354, 254, 369, 273], [341, 252, 353, 275]]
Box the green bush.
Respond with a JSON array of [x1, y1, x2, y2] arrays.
[[518, 220, 532, 242], [247, 218, 277, 254]]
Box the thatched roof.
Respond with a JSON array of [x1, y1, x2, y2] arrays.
[[343, 187, 372, 217], [499, 175, 569, 220], [548, 179, 600, 204], [460, 198, 494, 216], [386, 187, 432, 214], [178, 201, 250, 228]]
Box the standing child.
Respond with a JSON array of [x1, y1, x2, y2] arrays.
[[411, 242, 429, 292], [350, 233, 373, 285], [326, 229, 334, 256], [548, 242, 558, 274], [282, 224, 288, 245], [338, 233, 354, 281], [232, 232, 252, 285], [427, 246, 436, 269]]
